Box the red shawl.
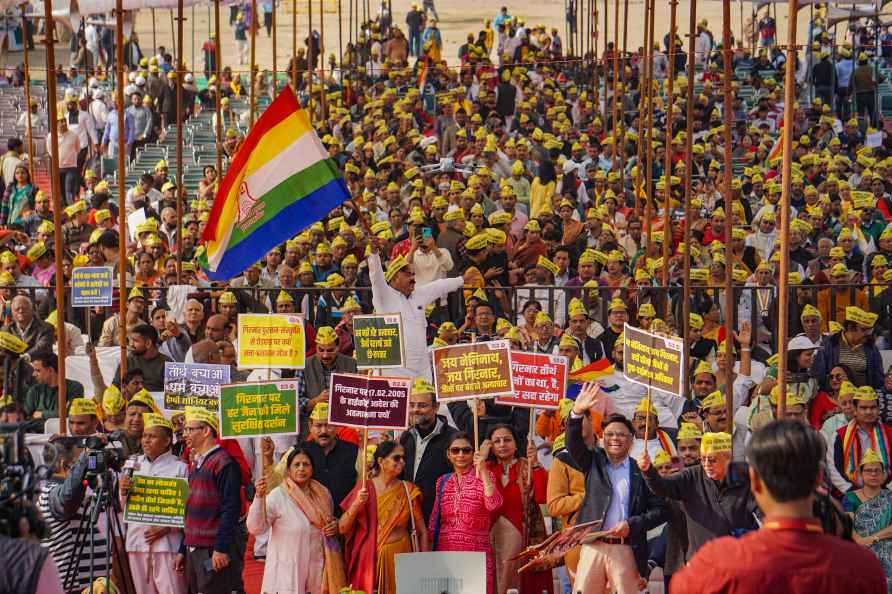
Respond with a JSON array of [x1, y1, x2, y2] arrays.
[[342, 481, 378, 594]]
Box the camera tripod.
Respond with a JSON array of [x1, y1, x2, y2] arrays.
[[63, 468, 134, 594]]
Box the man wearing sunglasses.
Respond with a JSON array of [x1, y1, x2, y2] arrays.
[[566, 382, 667, 594]]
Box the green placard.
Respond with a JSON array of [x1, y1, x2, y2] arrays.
[[218, 380, 299, 438], [353, 314, 405, 369], [124, 475, 188, 528]]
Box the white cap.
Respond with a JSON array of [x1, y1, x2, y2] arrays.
[[92, 89, 104, 99], [788, 334, 819, 351], [135, 76, 146, 86], [184, 73, 194, 83], [128, 72, 137, 82]]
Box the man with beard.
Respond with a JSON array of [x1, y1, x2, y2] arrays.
[[399, 378, 456, 522], [300, 326, 357, 430], [639, 431, 759, 560], [114, 324, 169, 391], [303, 402, 358, 514]]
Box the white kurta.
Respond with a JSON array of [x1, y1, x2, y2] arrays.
[[123, 450, 188, 594], [247, 486, 326, 594], [368, 252, 464, 381]]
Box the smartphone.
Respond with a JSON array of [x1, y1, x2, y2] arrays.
[[422, 227, 432, 240]]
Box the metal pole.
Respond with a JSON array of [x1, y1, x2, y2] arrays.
[[43, 0, 67, 434], [337, 0, 342, 82], [116, 0, 127, 376], [308, 0, 314, 122], [618, 0, 629, 189], [722, 0, 735, 432], [661, 0, 678, 287], [611, 0, 619, 164], [291, 0, 297, 89], [776, 0, 798, 417], [214, 0, 223, 177], [192, 4, 196, 78], [592, 0, 599, 116], [176, 0, 184, 282], [152, 8, 157, 52], [318, 0, 325, 120], [250, 0, 257, 126], [637, 0, 652, 220], [603, 0, 608, 123], [643, 0, 656, 241], [681, 0, 697, 400], [20, 5, 34, 182], [273, 0, 278, 98]]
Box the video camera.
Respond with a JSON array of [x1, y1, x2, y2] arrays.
[[46, 433, 126, 476], [0, 421, 45, 537]]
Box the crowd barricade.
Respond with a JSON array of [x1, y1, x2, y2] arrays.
[[14, 281, 892, 348]]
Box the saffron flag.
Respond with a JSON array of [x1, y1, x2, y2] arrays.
[[199, 85, 351, 280], [767, 125, 785, 165]]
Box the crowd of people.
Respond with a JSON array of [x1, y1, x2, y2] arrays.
[[2, 1, 892, 593]]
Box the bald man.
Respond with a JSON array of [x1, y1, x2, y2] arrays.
[[3, 295, 55, 356]]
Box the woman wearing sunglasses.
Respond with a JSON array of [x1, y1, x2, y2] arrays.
[[428, 431, 503, 594], [484, 424, 552, 594], [340, 440, 429, 594]]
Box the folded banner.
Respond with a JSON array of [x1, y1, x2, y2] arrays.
[[200, 85, 351, 280]]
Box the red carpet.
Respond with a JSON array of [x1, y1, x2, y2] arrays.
[[244, 534, 263, 594]]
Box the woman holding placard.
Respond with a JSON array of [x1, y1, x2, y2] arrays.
[[340, 441, 429, 594], [485, 424, 552, 594], [428, 432, 504, 594], [248, 445, 347, 594]]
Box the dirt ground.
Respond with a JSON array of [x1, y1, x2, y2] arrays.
[[9, 0, 820, 81]]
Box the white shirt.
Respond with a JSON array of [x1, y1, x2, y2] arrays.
[[46, 129, 80, 169], [123, 450, 188, 553], [369, 252, 463, 381], [603, 456, 630, 531]]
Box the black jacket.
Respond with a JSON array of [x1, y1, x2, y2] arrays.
[[399, 415, 457, 522], [448, 400, 530, 449], [566, 415, 668, 576]]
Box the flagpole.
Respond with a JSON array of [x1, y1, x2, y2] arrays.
[[642, 0, 656, 248], [44, 0, 67, 435], [681, 0, 697, 401], [618, 0, 629, 194], [721, 0, 735, 434], [308, 0, 314, 123], [250, 0, 257, 126], [176, 0, 185, 281], [634, 0, 649, 221], [116, 0, 128, 376], [272, 0, 278, 98], [611, 0, 619, 166], [20, 5, 33, 182], [318, 0, 326, 121], [661, 0, 678, 289], [292, 0, 297, 90], [776, 0, 798, 418], [214, 0, 223, 177]]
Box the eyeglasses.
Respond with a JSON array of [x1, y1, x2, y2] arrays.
[[183, 425, 204, 434], [830, 373, 847, 380], [389, 455, 405, 463], [602, 432, 629, 440], [449, 446, 473, 455]]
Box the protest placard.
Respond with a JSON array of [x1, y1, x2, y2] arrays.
[[123, 475, 188, 528], [623, 323, 685, 398], [496, 351, 567, 410], [163, 362, 230, 412], [328, 373, 411, 430], [70, 267, 113, 307], [353, 314, 405, 369], [218, 380, 299, 438], [431, 340, 514, 401], [237, 314, 306, 369]]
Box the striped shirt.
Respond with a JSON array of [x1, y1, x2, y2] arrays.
[[838, 338, 868, 387], [37, 479, 110, 593]]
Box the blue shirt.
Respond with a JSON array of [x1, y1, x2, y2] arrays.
[[603, 456, 631, 530]]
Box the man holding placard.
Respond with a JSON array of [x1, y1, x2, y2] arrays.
[[300, 326, 357, 429], [120, 412, 188, 594]]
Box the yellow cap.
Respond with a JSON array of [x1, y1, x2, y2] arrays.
[[635, 397, 657, 416], [69, 398, 98, 417], [801, 303, 822, 320], [276, 290, 294, 304], [316, 326, 338, 346], [0, 331, 27, 354], [143, 412, 174, 431], [677, 422, 703, 441], [700, 390, 725, 410], [559, 333, 579, 350], [411, 377, 435, 396], [653, 450, 673, 467], [537, 255, 559, 276], [607, 298, 627, 313], [689, 313, 704, 330], [309, 402, 329, 422], [638, 303, 656, 318], [693, 360, 714, 377], [219, 291, 237, 305], [861, 449, 884, 468], [184, 405, 219, 433], [846, 306, 878, 328], [534, 311, 553, 327], [102, 385, 125, 416], [130, 389, 159, 412], [854, 386, 878, 401], [700, 432, 732, 454], [568, 297, 587, 319], [384, 255, 409, 282]]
